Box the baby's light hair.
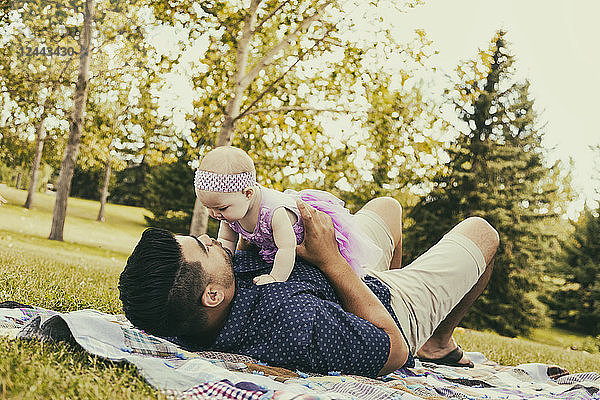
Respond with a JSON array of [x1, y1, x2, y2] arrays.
[[199, 146, 255, 175]]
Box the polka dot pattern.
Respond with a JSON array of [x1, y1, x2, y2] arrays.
[[205, 251, 414, 378]]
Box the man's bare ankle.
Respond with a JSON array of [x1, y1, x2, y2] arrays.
[[418, 335, 455, 357]]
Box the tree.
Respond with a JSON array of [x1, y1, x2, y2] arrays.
[[45, 0, 154, 231], [542, 147, 600, 335], [109, 161, 150, 207], [1, 1, 79, 206], [404, 31, 568, 337], [49, 0, 96, 241], [542, 207, 600, 335], [145, 0, 434, 234], [143, 156, 197, 234], [186, 0, 338, 235], [24, 62, 73, 209]]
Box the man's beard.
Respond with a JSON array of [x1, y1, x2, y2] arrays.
[[215, 243, 235, 287]]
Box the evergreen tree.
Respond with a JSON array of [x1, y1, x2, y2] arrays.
[[143, 157, 196, 234], [70, 165, 104, 200], [109, 162, 150, 207], [142, 155, 221, 236], [542, 207, 600, 335], [404, 31, 565, 337]]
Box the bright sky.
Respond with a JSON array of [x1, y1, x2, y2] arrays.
[[395, 0, 600, 211]]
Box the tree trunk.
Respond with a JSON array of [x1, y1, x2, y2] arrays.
[[15, 173, 21, 190], [189, 1, 260, 235], [189, 196, 209, 236], [24, 117, 46, 209], [96, 152, 111, 222], [49, 0, 95, 241], [187, 0, 327, 235], [25, 65, 69, 209]]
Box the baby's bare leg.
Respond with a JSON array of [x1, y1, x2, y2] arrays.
[[360, 197, 403, 269]]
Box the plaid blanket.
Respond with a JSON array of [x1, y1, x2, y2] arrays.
[[2, 304, 599, 400]]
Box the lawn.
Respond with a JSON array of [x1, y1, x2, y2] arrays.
[[0, 185, 598, 398]]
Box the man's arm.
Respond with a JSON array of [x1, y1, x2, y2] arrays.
[[296, 200, 409, 375]]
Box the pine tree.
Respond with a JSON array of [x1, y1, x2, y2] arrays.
[[143, 157, 196, 234], [404, 31, 565, 336], [542, 207, 600, 335]]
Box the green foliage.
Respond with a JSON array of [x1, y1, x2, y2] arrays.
[[542, 207, 600, 335], [0, 1, 79, 165], [225, 35, 443, 214], [143, 157, 196, 234], [142, 0, 442, 221], [109, 162, 150, 207], [2, 0, 165, 223], [404, 31, 570, 337], [70, 165, 106, 200], [0, 161, 53, 192]]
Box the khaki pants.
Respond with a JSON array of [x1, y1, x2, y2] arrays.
[[354, 210, 486, 353]]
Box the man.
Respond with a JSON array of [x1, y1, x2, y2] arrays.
[[119, 198, 498, 377]]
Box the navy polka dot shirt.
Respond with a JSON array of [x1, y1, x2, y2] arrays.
[[207, 251, 413, 377]]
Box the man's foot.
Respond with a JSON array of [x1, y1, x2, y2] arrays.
[[416, 337, 474, 368], [417, 346, 474, 368]]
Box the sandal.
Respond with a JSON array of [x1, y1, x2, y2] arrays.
[[418, 346, 474, 368]]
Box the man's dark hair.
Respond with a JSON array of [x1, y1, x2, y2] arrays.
[[119, 228, 209, 337]]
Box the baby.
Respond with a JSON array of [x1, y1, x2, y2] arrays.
[[194, 146, 382, 285]]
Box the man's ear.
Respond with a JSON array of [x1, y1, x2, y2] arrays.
[[243, 186, 254, 199], [201, 284, 225, 308]]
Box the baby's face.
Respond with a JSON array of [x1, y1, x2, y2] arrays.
[[197, 190, 252, 223]]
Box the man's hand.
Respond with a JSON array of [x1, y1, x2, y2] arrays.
[[296, 199, 409, 375], [296, 199, 345, 268]]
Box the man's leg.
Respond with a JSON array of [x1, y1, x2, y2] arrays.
[[361, 197, 403, 269], [416, 217, 499, 364]]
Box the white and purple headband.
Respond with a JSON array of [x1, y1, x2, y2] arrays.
[[194, 170, 257, 193]]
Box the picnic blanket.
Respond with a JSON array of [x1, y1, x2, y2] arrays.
[[2, 303, 599, 400]]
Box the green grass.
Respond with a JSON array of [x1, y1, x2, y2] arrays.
[[0, 338, 164, 399], [526, 327, 600, 352], [0, 185, 598, 398], [0, 185, 147, 254], [0, 187, 159, 398], [455, 328, 600, 373]]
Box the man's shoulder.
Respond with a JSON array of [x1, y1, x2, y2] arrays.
[[233, 250, 331, 282], [232, 250, 269, 273]]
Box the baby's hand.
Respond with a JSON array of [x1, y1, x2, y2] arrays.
[[253, 274, 278, 285]]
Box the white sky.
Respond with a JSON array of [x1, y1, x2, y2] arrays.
[[394, 0, 600, 210]]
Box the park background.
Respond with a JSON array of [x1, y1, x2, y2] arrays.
[[1, 0, 599, 397]]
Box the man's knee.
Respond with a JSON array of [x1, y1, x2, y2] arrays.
[[363, 196, 402, 215], [362, 197, 402, 242], [450, 217, 499, 264]]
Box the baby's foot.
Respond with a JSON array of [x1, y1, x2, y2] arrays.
[[253, 274, 278, 285]]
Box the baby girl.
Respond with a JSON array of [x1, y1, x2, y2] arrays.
[[194, 146, 382, 285]]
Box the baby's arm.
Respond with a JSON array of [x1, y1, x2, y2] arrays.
[[217, 221, 238, 256], [253, 208, 297, 285]]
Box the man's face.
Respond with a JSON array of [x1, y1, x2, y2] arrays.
[[175, 234, 235, 289]]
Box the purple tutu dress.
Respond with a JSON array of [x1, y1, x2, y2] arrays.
[[227, 186, 382, 277]]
